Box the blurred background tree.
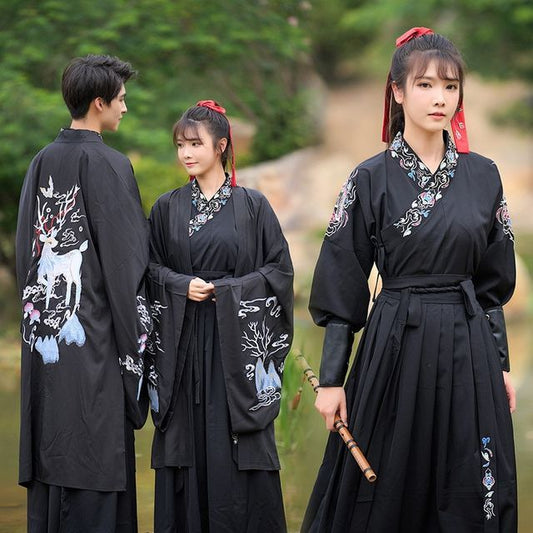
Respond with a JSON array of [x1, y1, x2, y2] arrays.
[[0, 0, 315, 272], [0, 0, 531, 274]]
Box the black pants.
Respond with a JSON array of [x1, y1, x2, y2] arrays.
[[26, 422, 138, 533]]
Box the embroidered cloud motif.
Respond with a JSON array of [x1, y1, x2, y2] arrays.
[[35, 335, 59, 364], [58, 312, 86, 346]]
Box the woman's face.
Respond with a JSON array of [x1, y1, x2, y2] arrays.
[[176, 122, 226, 179], [393, 59, 461, 139]]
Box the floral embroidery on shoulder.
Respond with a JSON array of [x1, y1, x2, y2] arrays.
[[391, 132, 458, 237], [189, 175, 232, 236], [495, 195, 514, 242], [326, 168, 358, 237]]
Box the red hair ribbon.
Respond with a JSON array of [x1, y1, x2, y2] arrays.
[[382, 27, 435, 144], [395, 27, 434, 48], [450, 106, 469, 153], [196, 100, 237, 186], [382, 27, 469, 153]]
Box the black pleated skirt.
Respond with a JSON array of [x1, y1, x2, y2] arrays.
[[302, 281, 517, 533], [153, 298, 286, 533]]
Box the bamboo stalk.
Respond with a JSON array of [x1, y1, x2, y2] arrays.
[[294, 351, 377, 483]]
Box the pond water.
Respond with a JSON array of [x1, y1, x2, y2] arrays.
[[0, 315, 531, 532]]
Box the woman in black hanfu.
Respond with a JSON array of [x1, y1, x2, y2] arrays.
[[145, 100, 293, 532], [302, 28, 517, 533]]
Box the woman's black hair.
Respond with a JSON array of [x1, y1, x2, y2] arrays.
[[386, 33, 465, 142], [172, 106, 232, 170]]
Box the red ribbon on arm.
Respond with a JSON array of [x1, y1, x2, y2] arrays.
[[196, 100, 236, 185]]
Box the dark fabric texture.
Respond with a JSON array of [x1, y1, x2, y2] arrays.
[[26, 421, 138, 533], [16, 128, 150, 492], [303, 134, 517, 532]]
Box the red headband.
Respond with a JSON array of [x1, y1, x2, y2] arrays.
[[381, 27, 469, 154], [196, 99, 237, 186]]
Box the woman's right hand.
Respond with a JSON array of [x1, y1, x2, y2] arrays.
[[315, 386, 347, 431], [187, 277, 215, 301]]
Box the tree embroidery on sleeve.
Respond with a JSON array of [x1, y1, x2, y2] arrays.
[[239, 297, 289, 411]]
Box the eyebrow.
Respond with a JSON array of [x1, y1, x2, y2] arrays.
[[415, 74, 459, 82], [177, 136, 202, 142]]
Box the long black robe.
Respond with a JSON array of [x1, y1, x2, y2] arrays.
[[16, 129, 151, 493], [146, 181, 293, 532], [302, 132, 517, 532]]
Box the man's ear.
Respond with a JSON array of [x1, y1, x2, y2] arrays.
[[392, 82, 404, 105], [94, 97, 105, 112]]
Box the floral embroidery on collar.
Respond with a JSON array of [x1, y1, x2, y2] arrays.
[[189, 175, 232, 237], [390, 132, 458, 237]]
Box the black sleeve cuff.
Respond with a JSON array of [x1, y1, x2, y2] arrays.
[[485, 307, 510, 372], [319, 321, 354, 386]]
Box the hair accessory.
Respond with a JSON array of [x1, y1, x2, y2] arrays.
[[450, 106, 469, 153], [395, 27, 434, 48], [196, 100, 236, 185], [382, 28, 435, 144], [381, 27, 469, 153]]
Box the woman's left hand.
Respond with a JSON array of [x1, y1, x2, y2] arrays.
[[502, 371, 516, 413]]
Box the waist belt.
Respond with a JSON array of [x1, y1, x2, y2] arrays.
[[380, 276, 480, 357]]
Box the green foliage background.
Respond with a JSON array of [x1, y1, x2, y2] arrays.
[[1, 0, 531, 273]]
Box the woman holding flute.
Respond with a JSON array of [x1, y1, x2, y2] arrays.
[[302, 27, 517, 532]]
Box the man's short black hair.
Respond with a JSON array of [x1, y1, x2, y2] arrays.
[[62, 55, 137, 119]]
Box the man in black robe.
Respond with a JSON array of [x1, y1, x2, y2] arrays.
[[16, 55, 150, 532]]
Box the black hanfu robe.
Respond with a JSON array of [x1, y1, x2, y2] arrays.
[[146, 178, 293, 532], [16, 129, 150, 525], [302, 132, 517, 533]]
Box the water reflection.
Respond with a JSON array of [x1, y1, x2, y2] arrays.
[[0, 316, 531, 532]]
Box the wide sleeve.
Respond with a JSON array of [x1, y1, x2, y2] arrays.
[[86, 155, 152, 428], [472, 173, 516, 371], [15, 158, 40, 296], [309, 168, 375, 386], [213, 193, 294, 433], [144, 195, 195, 430]]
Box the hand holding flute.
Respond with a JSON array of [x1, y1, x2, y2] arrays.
[[294, 352, 377, 483]]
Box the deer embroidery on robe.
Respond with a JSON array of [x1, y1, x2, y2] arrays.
[[22, 177, 88, 364]]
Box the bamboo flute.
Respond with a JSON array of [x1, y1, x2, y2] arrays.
[[294, 351, 377, 483]]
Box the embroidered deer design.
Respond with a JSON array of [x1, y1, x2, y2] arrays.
[[34, 181, 88, 310], [37, 228, 88, 309]]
